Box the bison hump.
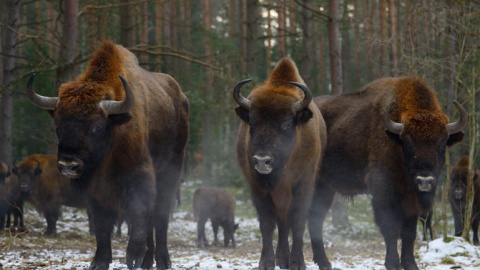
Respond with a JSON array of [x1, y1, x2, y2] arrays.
[[268, 58, 304, 88]]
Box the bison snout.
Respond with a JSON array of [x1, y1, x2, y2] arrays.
[[253, 155, 273, 174], [19, 183, 30, 192], [454, 188, 463, 199], [416, 176, 434, 192], [58, 158, 83, 178]]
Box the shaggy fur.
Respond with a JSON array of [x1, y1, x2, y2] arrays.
[[449, 155, 480, 245], [235, 58, 326, 270], [28, 40, 189, 270], [310, 76, 465, 270]]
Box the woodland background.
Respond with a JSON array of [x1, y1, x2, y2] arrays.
[[0, 0, 479, 220]]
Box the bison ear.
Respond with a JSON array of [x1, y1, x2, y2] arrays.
[[109, 112, 133, 126], [12, 167, 18, 176], [35, 168, 42, 175], [385, 130, 402, 145], [46, 109, 54, 118], [296, 108, 313, 124], [447, 131, 464, 146], [235, 107, 249, 123]]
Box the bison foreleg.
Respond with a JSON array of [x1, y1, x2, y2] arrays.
[[197, 216, 209, 247], [254, 196, 276, 270], [400, 216, 419, 270], [275, 218, 289, 269], [89, 199, 116, 270], [211, 220, 219, 246], [308, 184, 335, 270]]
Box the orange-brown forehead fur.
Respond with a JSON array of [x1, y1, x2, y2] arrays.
[[250, 58, 304, 112], [57, 40, 126, 116], [393, 77, 449, 140]]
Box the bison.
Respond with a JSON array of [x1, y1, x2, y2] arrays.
[[11, 154, 92, 235], [25, 40, 189, 269], [0, 161, 11, 229], [449, 155, 480, 245], [309, 77, 467, 270], [193, 187, 238, 248], [234, 58, 326, 270]]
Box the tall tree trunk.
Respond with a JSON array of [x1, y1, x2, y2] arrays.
[[367, 0, 376, 80], [328, 0, 343, 95], [301, 0, 315, 92], [389, 0, 398, 76], [155, 1, 163, 71], [341, 1, 351, 92], [87, 0, 97, 50], [0, 0, 20, 165], [228, 0, 238, 74], [353, 0, 361, 85], [266, 0, 272, 74], [379, 0, 388, 77], [239, 0, 247, 75], [202, 0, 214, 178], [277, 0, 286, 58], [246, 0, 259, 77], [120, 0, 134, 47], [139, 2, 149, 66], [170, 2, 179, 77], [52, 0, 78, 154], [318, 19, 326, 94], [289, 0, 296, 57]]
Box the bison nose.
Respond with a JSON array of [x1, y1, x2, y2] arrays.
[[416, 176, 434, 192], [253, 155, 273, 174], [454, 188, 463, 199], [58, 158, 83, 178], [20, 183, 29, 192]]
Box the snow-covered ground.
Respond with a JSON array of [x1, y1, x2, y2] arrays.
[[1, 193, 479, 269]]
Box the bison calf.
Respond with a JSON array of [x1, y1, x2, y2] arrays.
[[450, 155, 480, 245], [193, 187, 238, 248]]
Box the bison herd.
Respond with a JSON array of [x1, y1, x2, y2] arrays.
[[0, 40, 477, 270]]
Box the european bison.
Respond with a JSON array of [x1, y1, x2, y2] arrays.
[[26, 40, 189, 269], [193, 187, 238, 248], [11, 154, 92, 235], [234, 58, 326, 270], [0, 161, 10, 229], [309, 77, 467, 270], [449, 155, 480, 245]]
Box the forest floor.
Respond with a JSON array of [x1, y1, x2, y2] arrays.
[[1, 180, 480, 270]]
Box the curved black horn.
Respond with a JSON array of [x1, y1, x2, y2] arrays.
[[384, 100, 404, 134], [233, 79, 252, 110], [447, 100, 468, 134], [290, 82, 312, 112], [99, 75, 135, 115], [26, 73, 59, 110]]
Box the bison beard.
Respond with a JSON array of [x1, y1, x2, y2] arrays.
[[235, 58, 326, 270], [309, 77, 466, 270], [25, 40, 189, 270]]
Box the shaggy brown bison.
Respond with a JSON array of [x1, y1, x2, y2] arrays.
[[309, 77, 467, 270], [11, 154, 92, 235], [449, 155, 480, 245], [193, 187, 238, 248], [235, 58, 326, 270], [26, 40, 189, 269], [0, 161, 10, 229]]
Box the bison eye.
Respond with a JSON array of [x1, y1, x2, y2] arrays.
[[90, 123, 105, 137], [280, 119, 293, 130]]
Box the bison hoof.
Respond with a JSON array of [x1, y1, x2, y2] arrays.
[[88, 264, 108, 270], [156, 264, 172, 270], [126, 254, 145, 269]]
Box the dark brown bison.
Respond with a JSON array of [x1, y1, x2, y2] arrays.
[[193, 187, 238, 248], [11, 154, 92, 235], [0, 161, 11, 229], [26, 40, 189, 269], [234, 58, 326, 270], [309, 77, 467, 270], [449, 155, 480, 245]]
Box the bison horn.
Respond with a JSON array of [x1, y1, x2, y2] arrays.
[[446, 100, 468, 134], [26, 73, 59, 110], [290, 82, 312, 113], [99, 75, 135, 115], [384, 100, 404, 134], [233, 79, 252, 110], [33, 158, 41, 168]]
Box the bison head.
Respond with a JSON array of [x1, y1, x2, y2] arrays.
[[26, 74, 134, 183], [384, 100, 467, 201], [223, 222, 239, 248], [11, 158, 41, 196], [234, 79, 313, 180]]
